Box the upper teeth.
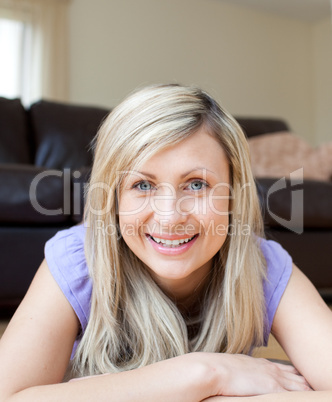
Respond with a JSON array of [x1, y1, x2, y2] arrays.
[[151, 236, 195, 245]]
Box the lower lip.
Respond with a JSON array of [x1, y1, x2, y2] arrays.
[[146, 235, 198, 256]]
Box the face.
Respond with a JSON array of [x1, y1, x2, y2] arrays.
[[118, 127, 230, 300]]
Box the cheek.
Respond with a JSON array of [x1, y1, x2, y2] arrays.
[[198, 198, 230, 242], [119, 194, 151, 218], [208, 185, 230, 216], [118, 196, 153, 244], [119, 191, 154, 228], [200, 194, 229, 223]]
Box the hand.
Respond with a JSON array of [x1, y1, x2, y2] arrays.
[[193, 353, 311, 397]]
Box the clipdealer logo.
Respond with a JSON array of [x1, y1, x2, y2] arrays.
[[28, 167, 305, 235], [29, 169, 84, 216], [266, 168, 304, 234]]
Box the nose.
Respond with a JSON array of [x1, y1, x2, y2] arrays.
[[151, 185, 188, 226]]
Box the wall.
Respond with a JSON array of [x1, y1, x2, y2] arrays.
[[69, 0, 316, 143], [313, 17, 332, 144]]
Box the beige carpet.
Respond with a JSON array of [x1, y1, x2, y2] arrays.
[[0, 321, 8, 339], [254, 335, 289, 361]]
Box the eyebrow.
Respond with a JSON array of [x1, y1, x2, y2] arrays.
[[136, 167, 217, 180]]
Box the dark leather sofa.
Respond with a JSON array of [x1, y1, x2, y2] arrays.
[[0, 97, 331, 314], [239, 119, 332, 299], [0, 97, 108, 313]]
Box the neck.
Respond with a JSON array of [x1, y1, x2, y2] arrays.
[[160, 270, 211, 315], [147, 258, 214, 314]]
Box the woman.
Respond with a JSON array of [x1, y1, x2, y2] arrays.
[[0, 84, 331, 401]]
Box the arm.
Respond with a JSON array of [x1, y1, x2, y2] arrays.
[[204, 264, 332, 401], [0, 260, 211, 402], [0, 260, 313, 401], [203, 392, 332, 401], [272, 264, 332, 391]]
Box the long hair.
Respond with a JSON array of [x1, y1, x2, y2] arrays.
[[73, 84, 266, 376]]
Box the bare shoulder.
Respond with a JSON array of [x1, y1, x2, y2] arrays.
[[0, 259, 79, 399], [272, 264, 332, 391]]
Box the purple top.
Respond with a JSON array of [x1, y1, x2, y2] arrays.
[[45, 224, 292, 358]]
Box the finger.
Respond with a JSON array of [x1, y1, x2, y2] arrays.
[[272, 362, 299, 375], [283, 378, 312, 392], [267, 362, 312, 390], [281, 367, 311, 387], [281, 372, 312, 391]]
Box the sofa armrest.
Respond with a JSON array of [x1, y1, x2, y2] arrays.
[[256, 178, 332, 230], [0, 164, 72, 224]]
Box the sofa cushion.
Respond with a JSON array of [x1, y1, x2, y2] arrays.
[[0, 97, 31, 164], [257, 178, 332, 229], [0, 164, 72, 224], [29, 100, 109, 169]]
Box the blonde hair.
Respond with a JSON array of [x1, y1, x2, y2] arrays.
[[73, 84, 267, 376]]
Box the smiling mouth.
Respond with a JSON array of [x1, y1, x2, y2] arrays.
[[148, 234, 198, 247]]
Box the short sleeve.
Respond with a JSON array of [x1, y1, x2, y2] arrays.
[[260, 238, 293, 345], [44, 224, 92, 357]]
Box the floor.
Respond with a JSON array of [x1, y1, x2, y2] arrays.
[[0, 321, 8, 339], [254, 335, 289, 361]]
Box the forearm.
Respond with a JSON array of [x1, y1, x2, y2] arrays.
[[203, 391, 332, 401], [6, 355, 211, 402]]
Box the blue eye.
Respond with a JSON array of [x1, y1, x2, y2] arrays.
[[189, 180, 205, 191], [135, 180, 153, 191]]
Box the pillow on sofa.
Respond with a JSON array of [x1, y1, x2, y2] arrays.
[[30, 100, 109, 169], [248, 132, 332, 181], [306, 141, 332, 181]]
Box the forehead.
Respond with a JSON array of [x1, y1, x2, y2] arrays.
[[139, 128, 229, 176]]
